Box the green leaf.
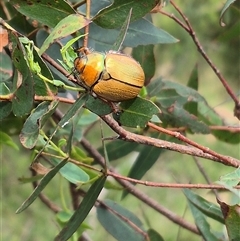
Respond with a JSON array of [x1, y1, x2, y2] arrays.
[[125, 18, 178, 46], [56, 210, 92, 235], [185, 64, 198, 116], [219, 0, 237, 27], [54, 175, 106, 241], [185, 195, 219, 241], [132, 45, 155, 83], [19, 100, 59, 149], [10, 33, 34, 116], [122, 137, 163, 198], [85, 95, 112, 116], [77, 109, 99, 126], [97, 199, 146, 241], [16, 158, 68, 214], [160, 101, 210, 134], [198, 101, 240, 143], [0, 81, 11, 95], [183, 189, 224, 224], [0, 93, 12, 120], [98, 140, 139, 161], [113, 97, 160, 128], [216, 181, 240, 199], [93, 0, 158, 29], [10, 0, 76, 28], [59, 95, 88, 128], [18, 37, 58, 96], [219, 169, 240, 187], [147, 229, 164, 241], [112, 8, 132, 51], [148, 78, 240, 136], [50, 158, 89, 184], [39, 14, 90, 55], [0, 52, 12, 81], [33, 94, 88, 162], [217, 200, 240, 241], [0, 131, 19, 150]]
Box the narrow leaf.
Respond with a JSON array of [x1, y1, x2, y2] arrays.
[[183, 189, 224, 224], [98, 140, 139, 161], [219, 0, 237, 27], [0, 131, 19, 150], [55, 175, 106, 241], [185, 64, 198, 116], [16, 158, 68, 214], [147, 229, 165, 241], [122, 138, 163, 198], [97, 199, 146, 241], [112, 8, 132, 51], [186, 198, 219, 241]]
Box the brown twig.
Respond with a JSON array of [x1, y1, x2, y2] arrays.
[[107, 171, 240, 190], [167, 125, 240, 133], [83, 0, 91, 48], [101, 115, 240, 167], [147, 122, 240, 167]]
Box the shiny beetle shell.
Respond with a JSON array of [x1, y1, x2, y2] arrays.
[[74, 48, 145, 102]]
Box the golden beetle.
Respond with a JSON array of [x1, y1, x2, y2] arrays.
[[74, 47, 145, 102]]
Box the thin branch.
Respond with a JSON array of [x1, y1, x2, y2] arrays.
[[167, 126, 240, 133], [41, 53, 77, 85], [107, 171, 240, 190], [101, 115, 240, 167], [80, 137, 200, 235], [148, 122, 240, 167]]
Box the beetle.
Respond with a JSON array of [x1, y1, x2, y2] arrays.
[[73, 47, 145, 102]]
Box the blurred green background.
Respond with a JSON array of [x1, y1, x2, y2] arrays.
[[1, 0, 239, 240]]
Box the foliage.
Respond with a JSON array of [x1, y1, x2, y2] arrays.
[[0, 0, 240, 241]]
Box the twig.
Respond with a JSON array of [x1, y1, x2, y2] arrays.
[[167, 126, 240, 133], [107, 171, 240, 190], [101, 115, 240, 167], [148, 122, 240, 167], [69, 183, 80, 210]]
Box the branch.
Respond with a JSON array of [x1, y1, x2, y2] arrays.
[[107, 171, 240, 190], [101, 115, 240, 167], [148, 122, 240, 167]]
